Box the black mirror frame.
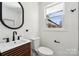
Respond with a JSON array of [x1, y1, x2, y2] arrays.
[[0, 2, 24, 30]]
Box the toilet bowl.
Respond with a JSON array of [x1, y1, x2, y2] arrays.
[[37, 47, 54, 56], [29, 37, 54, 56]]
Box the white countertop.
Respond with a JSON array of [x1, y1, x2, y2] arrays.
[[0, 39, 31, 53]]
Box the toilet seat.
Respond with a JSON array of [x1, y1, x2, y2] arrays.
[[37, 47, 53, 56]]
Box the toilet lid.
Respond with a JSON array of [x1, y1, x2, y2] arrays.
[[38, 47, 53, 55]]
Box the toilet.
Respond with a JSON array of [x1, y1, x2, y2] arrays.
[[29, 37, 54, 56]]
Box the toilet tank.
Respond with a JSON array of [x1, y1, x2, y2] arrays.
[[30, 37, 40, 49]]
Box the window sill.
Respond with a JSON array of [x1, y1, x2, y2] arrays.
[[45, 28, 68, 32]]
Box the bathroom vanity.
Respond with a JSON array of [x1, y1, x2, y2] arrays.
[[0, 39, 32, 56]]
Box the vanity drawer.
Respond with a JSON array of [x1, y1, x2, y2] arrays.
[[1, 42, 32, 56]]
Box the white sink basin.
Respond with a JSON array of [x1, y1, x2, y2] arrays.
[[0, 39, 31, 53]]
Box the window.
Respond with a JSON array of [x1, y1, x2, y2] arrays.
[[45, 3, 64, 28]]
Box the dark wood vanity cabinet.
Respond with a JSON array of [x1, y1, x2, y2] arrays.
[[0, 42, 32, 56]]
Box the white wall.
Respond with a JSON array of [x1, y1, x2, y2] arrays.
[[39, 2, 78, 55], [0, 2, 39, 43]]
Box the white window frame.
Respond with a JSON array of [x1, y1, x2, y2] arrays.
[[44, 2, 67, 32]]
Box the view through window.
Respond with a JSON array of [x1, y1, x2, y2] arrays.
[[45, 3, 64, 28]]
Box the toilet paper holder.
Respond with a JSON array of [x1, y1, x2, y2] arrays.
[[54, 40, 60, 43]]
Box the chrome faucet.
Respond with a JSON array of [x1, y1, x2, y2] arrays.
[[12, 31, 17, 41]]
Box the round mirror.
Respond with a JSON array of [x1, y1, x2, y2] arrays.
[[0, 2, 24, 29]]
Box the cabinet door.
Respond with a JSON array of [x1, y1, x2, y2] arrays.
[[1, 42, 32, 56]]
